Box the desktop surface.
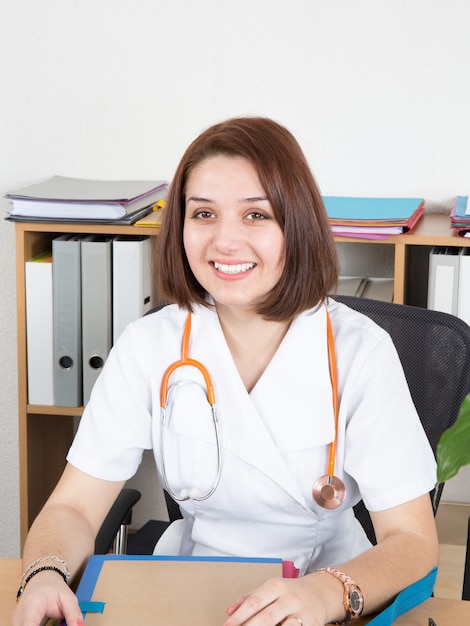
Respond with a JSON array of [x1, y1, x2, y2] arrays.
[[1, 558, 22, 624], [2, 557, 469, 625]]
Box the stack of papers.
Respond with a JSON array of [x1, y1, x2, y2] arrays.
[[324, 196, 425, 239], [5, 176, 168, 224], [450, 196, 470, 237]]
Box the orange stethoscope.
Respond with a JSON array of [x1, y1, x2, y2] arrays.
[[159, 309, 346, 508]]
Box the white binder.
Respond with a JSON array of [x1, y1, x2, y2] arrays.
[[458, 248, 470, 326], [113, 235, 154, 343], [52, 234, 83, 407], [25, 251, 54, 405], [428, 246, 460, 315], [81, 235, 113, 405]]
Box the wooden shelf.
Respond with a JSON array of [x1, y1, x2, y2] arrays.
[[27, 404, 84, 417], [13, 220, 159, 237], [15, 221, 160, 546]]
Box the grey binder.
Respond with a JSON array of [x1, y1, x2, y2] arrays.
[[52, 234, 83, 407], [81, 235, 113, 405]]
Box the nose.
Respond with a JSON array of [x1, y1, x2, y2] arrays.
[[212, 216, 242, 253]]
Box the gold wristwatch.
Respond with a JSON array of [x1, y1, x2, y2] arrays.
[[317, 567, 364, 624]]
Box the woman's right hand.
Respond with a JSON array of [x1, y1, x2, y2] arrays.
[[11, 570, 84, 626]]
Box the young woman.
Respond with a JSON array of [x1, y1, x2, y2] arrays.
[[13, 117, 437, 626]]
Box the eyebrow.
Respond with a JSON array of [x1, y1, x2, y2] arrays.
[[186, 196, 269, 203], [186, 196, 212, 203]]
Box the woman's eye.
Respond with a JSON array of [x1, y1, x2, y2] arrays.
[[247, 211, 267, 221], [193, 210, 215, 219]]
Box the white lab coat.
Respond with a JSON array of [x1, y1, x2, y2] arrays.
[[68, 300, 436, 575]]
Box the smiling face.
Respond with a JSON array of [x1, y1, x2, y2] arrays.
[[183, 155, 285, 314]]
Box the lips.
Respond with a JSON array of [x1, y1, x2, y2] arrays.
[[213, 261, 256, 275]]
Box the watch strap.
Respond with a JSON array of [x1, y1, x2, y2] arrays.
[[316, 566, 438, 626], [316, 567, 363, 624]]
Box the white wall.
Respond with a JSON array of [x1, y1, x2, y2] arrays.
[[2, 0, 470, 557]]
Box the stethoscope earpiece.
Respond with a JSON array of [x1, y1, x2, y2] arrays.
[[312, 474, 346, 509], [179, 488, 203, 501]]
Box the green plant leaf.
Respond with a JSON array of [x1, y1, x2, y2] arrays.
[[436, 393, 470, 486]]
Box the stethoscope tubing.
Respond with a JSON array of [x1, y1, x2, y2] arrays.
[[159, 313, 221, 501], [159, 402, 222, 502], [325, 309, 339, 479], [160, 314, 216, 408]]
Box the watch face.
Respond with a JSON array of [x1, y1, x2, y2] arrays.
[[350, 588, 363, 614]]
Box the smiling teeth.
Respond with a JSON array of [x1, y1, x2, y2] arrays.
[[214, 262, 255, 274]]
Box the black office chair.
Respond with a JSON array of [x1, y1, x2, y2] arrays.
[[94, 488, 142, 554], [334, 296, 470, 546], [94, 486, 181, 555], [96, 297, 470, 585]]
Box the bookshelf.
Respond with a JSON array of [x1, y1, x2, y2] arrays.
[[15, 221, 158, 546], [14, 213, 470, 547], [335, 213, 470, 307]]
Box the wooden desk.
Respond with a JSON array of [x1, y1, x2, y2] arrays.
[[2, 557, 469, 625], [1, 558, 22, 625], [358, 596, 470, 625]]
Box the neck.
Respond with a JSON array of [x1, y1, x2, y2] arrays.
[[216, 305, 291, 393]]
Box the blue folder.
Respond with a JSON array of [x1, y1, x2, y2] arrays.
[[324, 196, 424, 222], [76, 555, 436, 625]]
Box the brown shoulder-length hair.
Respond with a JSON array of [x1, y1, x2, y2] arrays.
[[156, 116, 338, 321]]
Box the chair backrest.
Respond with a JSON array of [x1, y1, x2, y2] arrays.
[[335, 295, 470, 543]]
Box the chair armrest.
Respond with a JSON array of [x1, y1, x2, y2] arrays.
[[94, 488, 141, 555]]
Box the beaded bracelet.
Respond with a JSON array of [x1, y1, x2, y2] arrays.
[[16, 565, 69, 602], [20, 555, 69, 583]]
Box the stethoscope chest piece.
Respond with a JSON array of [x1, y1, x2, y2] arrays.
[[312, 474, 346, 509]]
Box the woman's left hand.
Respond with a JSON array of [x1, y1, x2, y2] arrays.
[[224, 575, 329, 626]]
